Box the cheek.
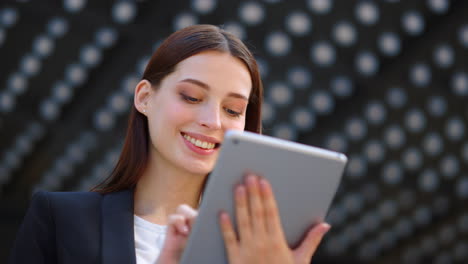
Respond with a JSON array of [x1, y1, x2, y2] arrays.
[[223, 117, 246, 131], [162, 101, 195, 126]]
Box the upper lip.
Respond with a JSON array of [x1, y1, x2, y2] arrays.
[[181, 131, 221, 144]]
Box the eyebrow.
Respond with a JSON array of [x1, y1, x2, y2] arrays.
[[179, 78, 249, 101]]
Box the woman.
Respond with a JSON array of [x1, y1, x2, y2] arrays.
[[10, 25, 330, 264]]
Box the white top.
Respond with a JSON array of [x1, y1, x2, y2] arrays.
[[134, 215, 168, 264]]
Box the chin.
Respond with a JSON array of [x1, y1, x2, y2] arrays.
[[183, 162, 214, 176]]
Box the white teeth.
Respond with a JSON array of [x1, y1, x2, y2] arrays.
[[183, 134, 216, 149]]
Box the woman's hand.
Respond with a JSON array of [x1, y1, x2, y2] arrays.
[[219, 174, 331, 264], [156, 204, 198, 264]]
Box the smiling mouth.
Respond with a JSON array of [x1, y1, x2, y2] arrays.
[[182, 133, 221, 150]]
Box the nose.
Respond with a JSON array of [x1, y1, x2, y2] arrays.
[[198, 103, 222, 130]]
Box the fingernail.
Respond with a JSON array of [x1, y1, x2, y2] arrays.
[[259, 178, 268, 187], [236, 185, 246, 195], [247, 174, 257, 184], [182, 225, 189, 233], [321, 223, 331, 234]]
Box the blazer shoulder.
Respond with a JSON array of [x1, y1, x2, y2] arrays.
[[46, 191, 103, 206]]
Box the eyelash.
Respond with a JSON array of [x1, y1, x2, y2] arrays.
[[224, 108, 241, 118], [180, 93, 242, 118], [180, 93, 200, 103]]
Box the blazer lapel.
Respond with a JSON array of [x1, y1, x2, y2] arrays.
[[101, 189, 136, 264]]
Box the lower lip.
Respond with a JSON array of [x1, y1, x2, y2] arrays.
[[181, 134, 217, 155]]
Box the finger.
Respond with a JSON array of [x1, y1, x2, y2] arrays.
[[168, 214, 189, 235], [259, 177, 284, 238], [245, 174, 266, 235], [176, 204, 198, 228], [234, 184, 252, 241], [219, 211, 239, 261], [293, 223, 331, 262]]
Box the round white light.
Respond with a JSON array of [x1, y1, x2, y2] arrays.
[[346, 117, 367, 141], [364, 140, 385, 163], [191, 0, 217, 14], [445, 117, 465, 141], [440, 155, 459, 179], [65, 63, 87, 86], [173, 12, 198, 31], [94, 110, 116, 131], [419, 169, 439, 192], [386, 87, 407, 108], [7, 73, 27, 95], [33, 35, 54, 58], [52, 81, 73, 103], [1, 8, 18, 27], [331, 75, 353, 97], [405, 108, 426, 133], [239, 2, 265, 26], [427, 0, 449, 14], [20, 54, 41, 77], [80, 45, 102, 68], [402, 11, 425, 36], [423, 132, 443, 156], [409, 63, 431, 87], [307, 0, 333, 14], [379, 199, 398, 220], [458, 25, 468, 48], [310, 41, 336, 66], [0, 91, 15, 112], [222, 22, 246, 40], [112, 1, 136, 24], [285, 11, 311, 36], [378, 32, 401, 56], [287, 67, 312, 89], [433, 44, 454, 68], [382, 161, 402, 184], [108, 92, 130, 113], [355, 51, 379, 76], [63, 0, 86, 13], [261, 100, 275, 123], [325, 133, 347, 153], [333, 21, 357, 46], [402, 147, 423, 171], [292, 107, 315, 131], [346, 155, 367, 178], [269, 82, 291, 106], [95, 27, 118, 48], [365, 101, 386, 125], [47, 17, 68, 38], [451, 71, 468, 96], [426, 95, 447, 116], [40, 99, 59, 121], [355, 1, 379, 26], [265, 31, 291, 56], [384, 125, 406, 149], [309, 90, 334, 114], [273, 123, 297, 141]]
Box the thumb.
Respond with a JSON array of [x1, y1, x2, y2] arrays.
[[293, 223, 331, 263], [157, 215, 190, 264]]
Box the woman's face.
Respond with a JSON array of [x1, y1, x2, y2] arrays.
[[136, 51, 252, 175]]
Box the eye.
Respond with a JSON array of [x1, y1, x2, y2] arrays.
[[180, 93, 200, 103], [225, 108, 241, 117]]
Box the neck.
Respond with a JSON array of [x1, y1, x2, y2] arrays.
[[134, 150, 206, 225]]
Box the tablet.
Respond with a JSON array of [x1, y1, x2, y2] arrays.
[[180, 130, 347, 264]]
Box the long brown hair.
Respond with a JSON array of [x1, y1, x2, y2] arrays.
[[93, 25, 263, 193]]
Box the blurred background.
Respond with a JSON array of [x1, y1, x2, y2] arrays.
[[1, 0, 468, 263]]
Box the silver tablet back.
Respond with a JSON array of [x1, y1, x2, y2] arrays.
[[180, 130, 347, 264]]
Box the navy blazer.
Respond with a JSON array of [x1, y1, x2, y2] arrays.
[[9, 189, 137, 264]]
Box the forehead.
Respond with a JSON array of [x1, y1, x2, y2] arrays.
[[169, 51, 252, 96]]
